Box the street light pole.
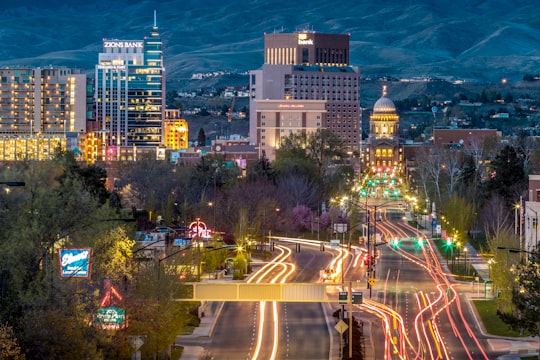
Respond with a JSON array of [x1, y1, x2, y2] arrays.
[[464, 247, 468, 276]]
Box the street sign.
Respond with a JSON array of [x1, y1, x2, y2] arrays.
[[128, 336, 145, 351], [352, 291, 363, 304], [335, 319, 348, 334], [368, 278, 376, 286], [338, 291, 348, 304]]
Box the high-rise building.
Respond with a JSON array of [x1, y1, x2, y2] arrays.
[[249, 31, 361, 158], [0, 67, 87, 161], [94, 14, 165, 161], [163, 109, 189, 150]]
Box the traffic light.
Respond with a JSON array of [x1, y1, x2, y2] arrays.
[[417, 237, 424, 247]]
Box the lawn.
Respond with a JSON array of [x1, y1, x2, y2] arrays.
[[473, 300, 529, 337]]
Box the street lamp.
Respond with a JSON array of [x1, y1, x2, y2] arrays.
[[463, 247, 468, 276], [487, 258, 495, 281]]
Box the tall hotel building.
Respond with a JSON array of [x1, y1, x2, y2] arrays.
[[0, 67, 87, 161], [249, 31, 361, 160], [95, 17, 165, 161]]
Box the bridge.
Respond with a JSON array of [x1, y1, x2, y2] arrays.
[[173, 282, 354, 302]]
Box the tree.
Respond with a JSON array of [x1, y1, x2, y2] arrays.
[[197, 128, 206, 146], [485, 145, 527, 207], [0, 323, 25, 360], [246, 152, 276, 184], [497, 256, 540, 338], [292, 205, 312, 232], [0, 157, 142, 359]]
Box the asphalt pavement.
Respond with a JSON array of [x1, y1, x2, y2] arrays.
[[173, 239, 540, 360]]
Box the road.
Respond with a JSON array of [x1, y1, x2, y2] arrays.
[[369, 216, 496, 359], [202, 242, 337, 360], [189, 211, 504, 360]]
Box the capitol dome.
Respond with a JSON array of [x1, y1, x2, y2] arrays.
[[373, 86, 396, 113]]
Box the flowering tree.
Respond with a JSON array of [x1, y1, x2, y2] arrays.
[[292, 205, 312, 232]]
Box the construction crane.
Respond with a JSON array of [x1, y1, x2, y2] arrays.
[[227, 96, 235, 123]]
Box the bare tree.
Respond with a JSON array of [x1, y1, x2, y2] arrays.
[[442, 148, 463, 198]]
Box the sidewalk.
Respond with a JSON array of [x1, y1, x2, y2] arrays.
[[174, 300, 223, 360]]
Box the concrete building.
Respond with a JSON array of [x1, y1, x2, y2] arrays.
[[94, 14, 165, 161], [0, 67, 87, 161], [255, 99, 326, 160], [249, 31, 361, 157], [163, 109, 188, 150], [525, 174, 540, 253]]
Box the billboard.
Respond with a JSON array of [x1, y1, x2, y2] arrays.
[[58, 248, 92, 278]]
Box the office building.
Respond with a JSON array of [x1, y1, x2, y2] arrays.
[[249, 31, 361, 158], [163, 109, 189, 150], [94, 15, 165, 161], [0, 67, 87, 161]]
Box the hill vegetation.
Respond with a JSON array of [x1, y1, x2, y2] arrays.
[[0, 0, 539, 84]]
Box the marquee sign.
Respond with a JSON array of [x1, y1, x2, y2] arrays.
[[58, 248, 92, 278]]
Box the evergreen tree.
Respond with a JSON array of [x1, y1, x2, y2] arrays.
[[197, 128, 206, 147], [484, 145, 527, 207]]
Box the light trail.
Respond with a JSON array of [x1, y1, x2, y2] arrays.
[[248, 242, 298, 360]]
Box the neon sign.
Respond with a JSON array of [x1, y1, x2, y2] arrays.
[[188, 219, 212, 239]]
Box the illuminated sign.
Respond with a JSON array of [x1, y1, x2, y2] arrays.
[[278, 104, 305, 108], [58, 248, 92, 278], [104, 41, 143, 49], [94, 307, 127, 330], [297, 33, 314, 45]]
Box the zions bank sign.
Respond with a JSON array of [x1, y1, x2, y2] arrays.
[[103, 41, 144, 49]]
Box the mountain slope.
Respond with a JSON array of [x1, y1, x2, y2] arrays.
[[0, 0, 539, 83]]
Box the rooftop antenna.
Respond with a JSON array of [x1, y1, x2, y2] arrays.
[[154, 9, 157, 27]]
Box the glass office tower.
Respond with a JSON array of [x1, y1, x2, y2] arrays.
[[95, 16, 165, 160]]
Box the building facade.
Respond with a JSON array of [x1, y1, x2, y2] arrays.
[[94, 17, 165, 161], [255, 99, 326, 160], [363, 86, 403, 170], [525, 174, 540, 253], [163, 109, 188, 150], [0, 67, 87, 160], [249, 31, 361, 157]]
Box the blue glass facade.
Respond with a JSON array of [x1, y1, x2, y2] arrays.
[[95, 21, 164, 152]]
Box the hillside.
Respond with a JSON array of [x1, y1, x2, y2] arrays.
[[0, 0, 539, 85]]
